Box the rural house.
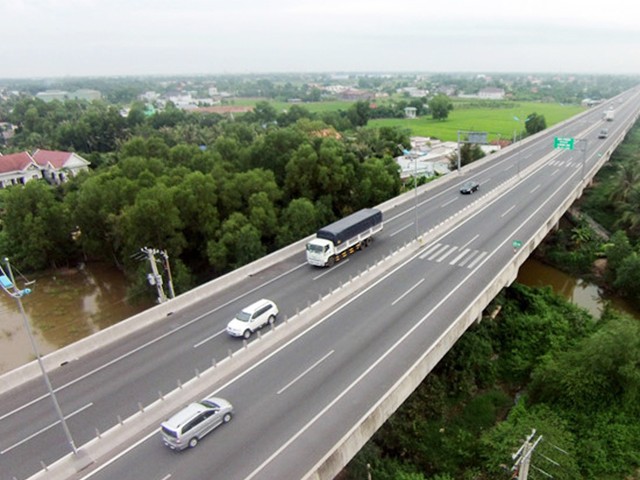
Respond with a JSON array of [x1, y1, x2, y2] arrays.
[[0, 152, 42, 188], [31, 149, 91, 184]]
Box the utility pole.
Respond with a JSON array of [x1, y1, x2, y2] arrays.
[[142, 247, 167, 303], [511, 429, 543, 480], [159, 249, 175, 300], [140, 247, 175, 303]]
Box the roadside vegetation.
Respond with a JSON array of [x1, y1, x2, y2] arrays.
[[344, 284, 640, 480]]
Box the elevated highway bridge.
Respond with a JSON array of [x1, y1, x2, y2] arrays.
[[1, 86, 640, 480]]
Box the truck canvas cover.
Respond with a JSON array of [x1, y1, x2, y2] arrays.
[[316, 208, 382, 245]]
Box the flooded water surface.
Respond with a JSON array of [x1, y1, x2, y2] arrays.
[[516, 258, 640, 319], [0, 264, 152, 374]]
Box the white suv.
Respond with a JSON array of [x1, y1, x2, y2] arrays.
[[226, 299, 279, 339]]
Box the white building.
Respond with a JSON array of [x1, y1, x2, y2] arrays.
[[478, 88, 506, 100]]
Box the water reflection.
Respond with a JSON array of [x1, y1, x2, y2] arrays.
[[516, 258, 640, 319], [0, 263, 152, 374]]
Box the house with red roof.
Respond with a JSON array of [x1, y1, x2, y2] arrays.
[[0, 152, 42, 188], [31, 149, 90, 185]]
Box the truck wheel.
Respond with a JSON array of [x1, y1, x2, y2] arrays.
[[243, 329, 252, 339], [327, 257, 335, 267]]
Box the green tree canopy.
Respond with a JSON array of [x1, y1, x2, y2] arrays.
[[525, 112, 547, 135], [428, 94, 453, 121], [0, 182, 76, 270]]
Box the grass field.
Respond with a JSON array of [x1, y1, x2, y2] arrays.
[[369, 102, 586, 142], [227, 98, 585, 142]]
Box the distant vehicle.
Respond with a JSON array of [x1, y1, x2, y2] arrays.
[[226, 298, 278, 339], [598, 129, 608, 139], [161, 397, 233, 450], [603, 109, 615, 121], [460, 181, 480, 194], [306, 208, 383, 267]]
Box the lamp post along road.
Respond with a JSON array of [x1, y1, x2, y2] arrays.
[[398, 144, 419, 239], [2, 258, 79, 456]]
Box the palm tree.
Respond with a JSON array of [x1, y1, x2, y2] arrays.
[[608, 161, 640, 205], [615, 186, 640, 237]]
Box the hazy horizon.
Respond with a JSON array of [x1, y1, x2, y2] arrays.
[[2, 0, 639, 79]]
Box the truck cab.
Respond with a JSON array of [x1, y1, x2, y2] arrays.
[[306, 239, 334, 267]]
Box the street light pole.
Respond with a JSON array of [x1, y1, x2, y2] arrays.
[[414, 152, 419, 239], [580, 138, 588, 181], [2, 258, 78, 455], [398, 144, 419, 240]]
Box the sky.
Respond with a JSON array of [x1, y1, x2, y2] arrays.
[[2, 0, 639, 78]]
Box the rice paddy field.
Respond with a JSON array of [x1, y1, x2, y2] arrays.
[[228, 97, 586, 142], [368, 101, 586, 142]]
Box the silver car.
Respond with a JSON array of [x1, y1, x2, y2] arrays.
[[160, 396, 233, 450]]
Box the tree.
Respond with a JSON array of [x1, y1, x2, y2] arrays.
[[115, 184, 186, 267], [428, 94, 453, 121], [457, 142, 485, 167], [251, 100, 278, 125], [0, 182, 77, 270], [525, 112, 547, 135], [480, 401, 582, 480], [206, 213, 266, 272], [353, 157, 401, 209], [346, 100, 371, 127], [613, 252, 640, 301], [604, 230, 633, 285], [276, 197, 318, 247], [529, 313, 640, 413]]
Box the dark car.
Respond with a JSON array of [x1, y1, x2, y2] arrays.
[[460, 181, 479, 194]]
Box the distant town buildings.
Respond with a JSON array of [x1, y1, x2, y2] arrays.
[[478, 87, 506, 100], [35, 89, 102, 102]]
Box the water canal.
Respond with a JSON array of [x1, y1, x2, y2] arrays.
[[0, 263, 152, 374]]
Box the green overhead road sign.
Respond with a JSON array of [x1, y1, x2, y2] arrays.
[[554, 136, 575, 150]]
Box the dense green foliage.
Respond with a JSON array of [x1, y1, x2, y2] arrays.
[[0, 95, 408, 295], [525, 112, 547, 135], [428, 94, 453, 121], [345, 285, 640, 479]]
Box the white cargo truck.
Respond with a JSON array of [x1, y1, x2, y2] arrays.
[[603, 109, 615, 121], [306, 208, 383, 267]]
